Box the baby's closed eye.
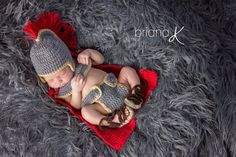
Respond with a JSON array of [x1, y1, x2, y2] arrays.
[[61, 70, 67, 75]]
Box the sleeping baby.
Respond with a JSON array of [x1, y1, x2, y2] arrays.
[[30, 29, 144, 129]]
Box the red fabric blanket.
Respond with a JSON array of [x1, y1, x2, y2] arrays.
[[48, 64, 158, 150]]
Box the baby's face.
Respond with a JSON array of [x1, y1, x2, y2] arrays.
[[43, 66, 73, 88]]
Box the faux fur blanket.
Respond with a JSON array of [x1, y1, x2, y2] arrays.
[[0, 0, 235, 156]]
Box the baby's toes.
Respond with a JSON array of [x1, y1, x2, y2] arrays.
[[124, 108, 130, 117], [112, 114, 120, 123]]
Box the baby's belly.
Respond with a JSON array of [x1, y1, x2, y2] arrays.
[[82, 68, 107, 97]]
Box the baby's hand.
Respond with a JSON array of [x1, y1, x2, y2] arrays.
[[71, 74, 86, 92], [77, 50, 91, 65]]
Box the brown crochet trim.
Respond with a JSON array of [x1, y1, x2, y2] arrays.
[[124, 84, 144, 110], [98, 106, 134, 130]]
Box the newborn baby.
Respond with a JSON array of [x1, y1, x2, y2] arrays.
[[30, 29, 144, 129]]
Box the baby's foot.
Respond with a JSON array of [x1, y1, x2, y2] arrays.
[[112, 106, 130, 124], [98, 106, 134, 130], [124, 85, 144, 110]]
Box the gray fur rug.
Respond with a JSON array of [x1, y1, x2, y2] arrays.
[[0, 0, 235, 156]]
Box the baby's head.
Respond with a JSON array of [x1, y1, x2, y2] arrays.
[[42, 65, 73, 88], [30, 29, 75, 88]]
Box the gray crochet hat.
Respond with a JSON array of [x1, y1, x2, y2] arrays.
[[30, 29, 75, 80]]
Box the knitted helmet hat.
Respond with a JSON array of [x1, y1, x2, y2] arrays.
[[23, 12, 79, 83], [30, 29, 75, 81]]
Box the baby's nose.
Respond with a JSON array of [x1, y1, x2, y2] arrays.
[[55, 79, 62, 84], [58, 79, 63, 83]]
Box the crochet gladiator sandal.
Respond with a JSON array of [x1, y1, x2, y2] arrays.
[[124, 84, 144, 110], [98, 106, 134, 130]]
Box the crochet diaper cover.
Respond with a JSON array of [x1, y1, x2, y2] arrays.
[[80, 73, 129, 113]]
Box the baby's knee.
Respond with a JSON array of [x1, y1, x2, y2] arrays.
[[121, 66, 136, 74], [81, 106, 90, 120]]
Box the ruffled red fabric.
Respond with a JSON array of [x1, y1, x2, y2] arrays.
[[48, 64, 158, 150], [23, 12, 78, 51]]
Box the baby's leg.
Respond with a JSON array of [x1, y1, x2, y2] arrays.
[[81, 103, 108, 125], [118, 66, 144, 109], [118, 66, 141, 90], [81, 103, 132, 127]]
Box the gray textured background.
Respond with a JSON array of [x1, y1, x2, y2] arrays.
[[0, 0, 235, 156]]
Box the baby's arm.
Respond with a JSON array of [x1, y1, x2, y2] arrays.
[[77, 49, 104, 65], [70, 89, 83, 109], [63, 74, 86, 109], [63, 91, 82, 110]]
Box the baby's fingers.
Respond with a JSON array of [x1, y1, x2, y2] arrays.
[[79, 76, 86, 84], [85, 57, 90, 65], [71, 74, 81, 82], [77, 57, 80, 63]]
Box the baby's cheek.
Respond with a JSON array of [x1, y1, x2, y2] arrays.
[[64, 76, 71, 83], [47, 82, 56, 88], [66, 72, 73, 81]]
